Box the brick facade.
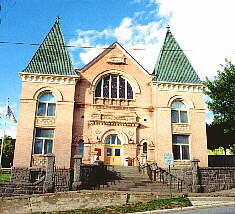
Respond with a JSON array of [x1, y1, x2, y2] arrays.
[[13, 23, 208, 169]]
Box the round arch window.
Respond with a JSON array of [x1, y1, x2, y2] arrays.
[[171, 101, 188, 123], [95, 75, 133, 99], [37, 93, 56, 116]]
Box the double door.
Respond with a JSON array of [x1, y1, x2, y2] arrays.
[[104, 146, 122, 165]]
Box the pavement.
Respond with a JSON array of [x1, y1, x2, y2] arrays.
[[130, 188, 235, 214]]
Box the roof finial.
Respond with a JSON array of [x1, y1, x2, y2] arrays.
[[56, 16, 60, 24], [166, 24, 171, 32]]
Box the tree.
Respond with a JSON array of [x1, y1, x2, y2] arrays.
[[0, 136, 15, 168], [204, 60, 235, 152]]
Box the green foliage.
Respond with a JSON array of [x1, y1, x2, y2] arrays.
[[34, 197, 192, 213], [229, 144, 235, 154], [208, 147, 225, 155], [1, 136, 15, 168], [203, 60, 235, 128], [204, 60, 235, 150]]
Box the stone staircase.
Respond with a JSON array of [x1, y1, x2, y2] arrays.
[[99, 166, 175, 193]]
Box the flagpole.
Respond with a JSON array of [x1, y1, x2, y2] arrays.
[[0, 98, 8, 168]]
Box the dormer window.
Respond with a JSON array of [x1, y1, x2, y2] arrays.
[[95, 75, 133, 99]]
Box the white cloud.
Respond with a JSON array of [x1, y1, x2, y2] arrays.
[[154, 0, 235, 79], [114, 17, 133, 44], [69, 0, 235, 80]]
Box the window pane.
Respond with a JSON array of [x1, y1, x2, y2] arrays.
[[103, 76, 110, 98], [95, 80, 102, 97], [173, 145, 180, 160], [111, 75, 117, 98], [37, 103, 46, 116], [44, 139, 53, 154], [115, 149, 120, 156], [39, 93, 56, 102], [127, 82, 133, 99], [78, 140, 84, 156], [105, 137, 111, 145], [35, 128, 54, 138], [143, 143, 147, 153], [180, 111, 188, 123], [171, 110, 179, 123], [107, 148, 112, 156], [111, 135, 116, 144], [172, 101, 186, 110], [119, 77, 125, 98], [117, 137, 121, 145], [47, 103, 56, 116], [173, 135, 189, 145], [34, 139, 43, 154], [182, 145, 190, 160]]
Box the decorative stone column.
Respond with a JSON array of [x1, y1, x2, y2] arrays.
[[191, 159, 200, 193], [72, 155, 83, 191], [43, 153, 55, 193]]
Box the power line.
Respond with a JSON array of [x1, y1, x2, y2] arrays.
[[0, 41, 146, 50]]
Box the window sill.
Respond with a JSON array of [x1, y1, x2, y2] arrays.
[[94, 97, 135, 107]]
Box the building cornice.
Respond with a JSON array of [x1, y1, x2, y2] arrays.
[[19, 72, 79, 85], [151, 81, 204, 92]]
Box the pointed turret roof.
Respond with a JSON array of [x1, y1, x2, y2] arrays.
[[23, 18, 77, 76], [152, 27, 201, 84]]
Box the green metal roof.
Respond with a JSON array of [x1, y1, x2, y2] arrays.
[[23, 18, 77, 76], [152, 27, 201, 84]]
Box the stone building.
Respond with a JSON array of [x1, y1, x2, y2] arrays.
[[13, 19, 208, 169]]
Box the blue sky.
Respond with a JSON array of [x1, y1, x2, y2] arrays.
[[0, 0, 235, 138]]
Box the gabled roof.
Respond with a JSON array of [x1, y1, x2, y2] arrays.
[[23, 18, 77, 76], [81, 42, 150, 75], [152, 27, 201, 84]]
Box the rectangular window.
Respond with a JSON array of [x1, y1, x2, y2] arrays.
[[171, 110, 179, 123], [107, 148, 112, 156], [34, 128, 54, 155], [172, 135, 190, 160], [115, 149, 120, 156]]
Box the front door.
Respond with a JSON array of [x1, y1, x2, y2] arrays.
[[104, 135, 122, 165]]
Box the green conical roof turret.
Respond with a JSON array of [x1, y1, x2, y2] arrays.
[[153, 27, 201, 84], [23, 18, 77, 76]]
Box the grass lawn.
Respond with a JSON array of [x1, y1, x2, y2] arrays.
[[0, 173, 11, 182], [34, 197, 192, 214]]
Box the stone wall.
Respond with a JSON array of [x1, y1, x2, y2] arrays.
[[199, 167, 235, 192], [0, 190, 169, 214], [165, 166, 235, 193]]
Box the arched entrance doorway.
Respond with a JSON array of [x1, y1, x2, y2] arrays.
[[104, 135, 122, 165]]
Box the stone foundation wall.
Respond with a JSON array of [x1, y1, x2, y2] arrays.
[[199, 167, 235, 192], [167, 166, 235, 193], [0, 190, 169, 214]]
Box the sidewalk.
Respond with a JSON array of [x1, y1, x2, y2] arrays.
[[131, 195, 235, 214]]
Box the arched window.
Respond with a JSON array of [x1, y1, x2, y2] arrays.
[[143, 142, 147, 154], [95, 75, 133, 99], [171, 101, 188, 123], [37, 93, 56, 116], [105, 135, 121, 145], [78, 140, 84, 156]]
